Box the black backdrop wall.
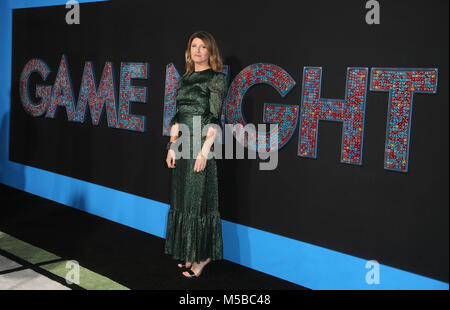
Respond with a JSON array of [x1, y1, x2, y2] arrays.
[[10, 0, 448, 282]]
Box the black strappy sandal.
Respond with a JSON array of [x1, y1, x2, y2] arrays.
[[177, 262, 192, 270], [182, 261, 210, 279], [182, 268, 200, 279]]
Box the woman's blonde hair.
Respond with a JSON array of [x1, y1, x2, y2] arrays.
[[183, 31, 223, 77]]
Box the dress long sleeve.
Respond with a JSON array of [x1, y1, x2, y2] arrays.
[[169, 107, 179, 127], [204, 73, 227, 128], [169, 79, 183, 126]]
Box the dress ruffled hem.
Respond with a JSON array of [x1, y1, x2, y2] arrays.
[[164, 207, 223, 263]]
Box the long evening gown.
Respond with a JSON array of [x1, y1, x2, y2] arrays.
[[164, 68, 227, 264]]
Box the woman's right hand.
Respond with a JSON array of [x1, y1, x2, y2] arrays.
[[166, 149, 176, 168]]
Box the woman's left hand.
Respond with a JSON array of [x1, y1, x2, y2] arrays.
[[194, 151, 208, 172]]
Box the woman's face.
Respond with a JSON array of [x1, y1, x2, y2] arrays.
[[190, 37, 210, 66]]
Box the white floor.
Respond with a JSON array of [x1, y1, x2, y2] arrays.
[[0, 255, 70, 290]]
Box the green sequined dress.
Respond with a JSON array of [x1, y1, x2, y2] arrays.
[[164, 68, 227, 264]]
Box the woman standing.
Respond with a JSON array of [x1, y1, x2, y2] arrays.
[[164, 31, 227, 279]]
